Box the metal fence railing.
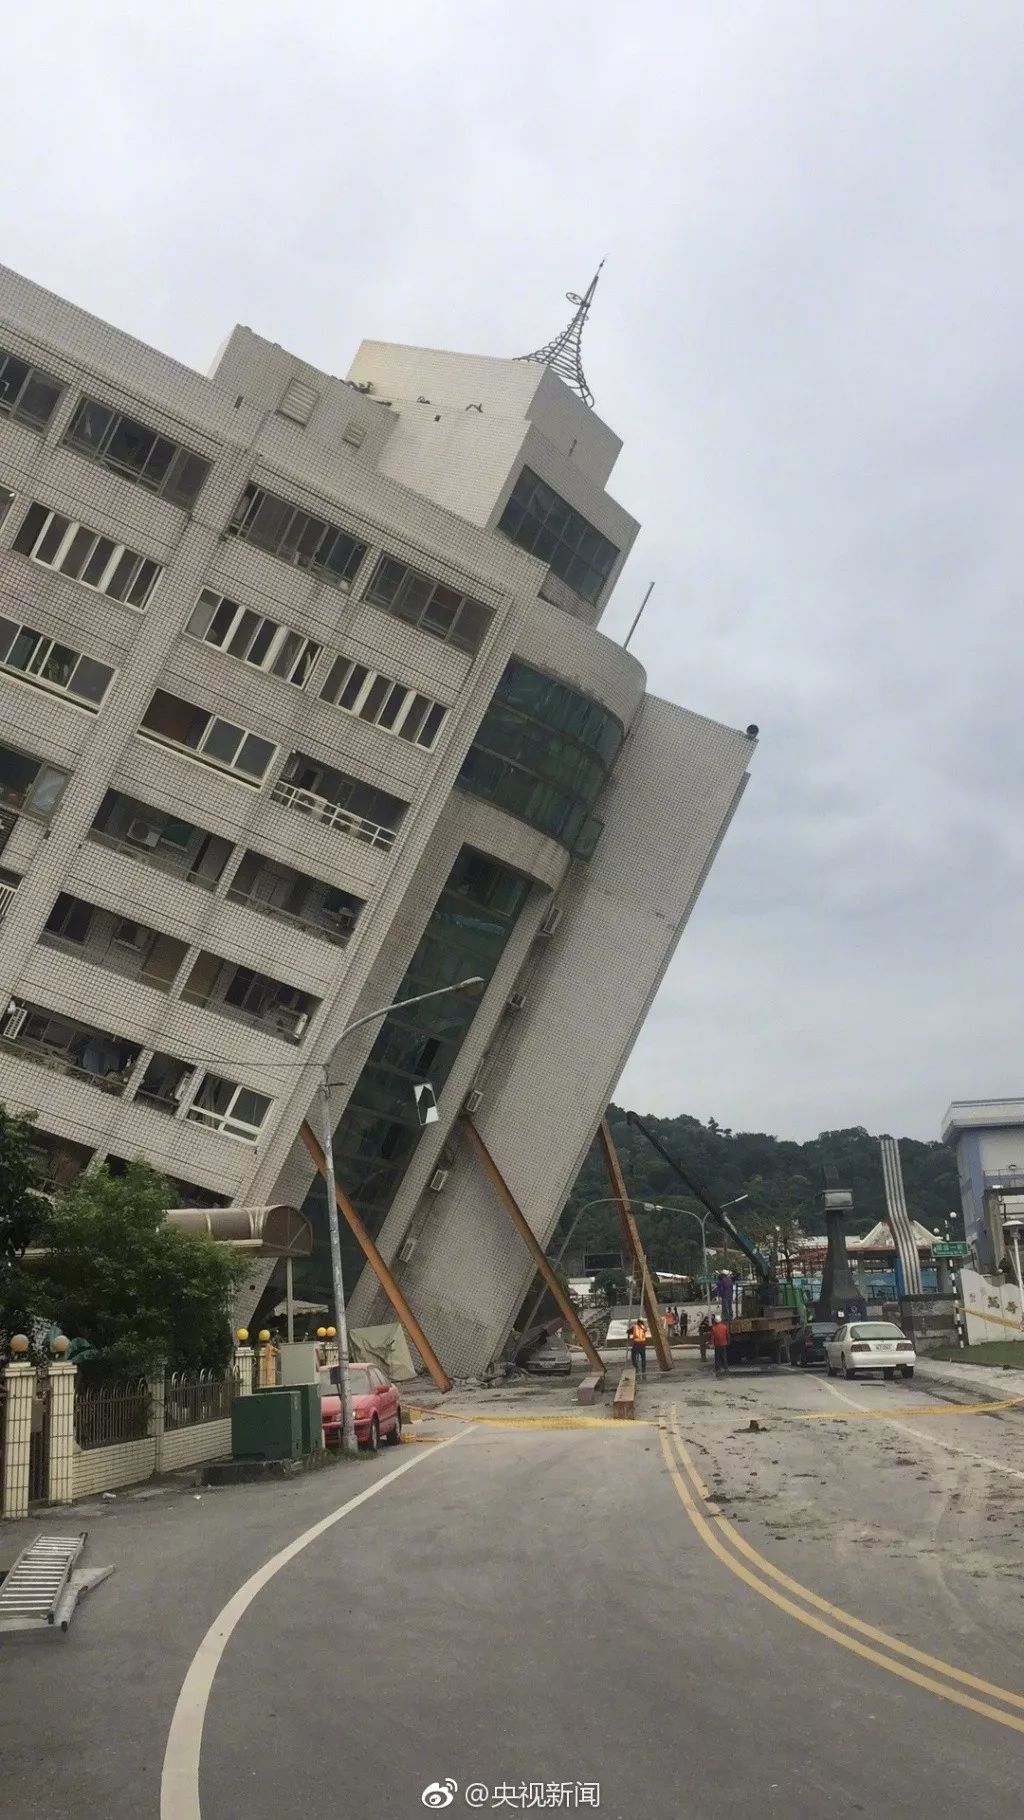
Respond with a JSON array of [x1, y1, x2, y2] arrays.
[[74, 1378, 150, 1450], [164, 1369, 234, 1429]]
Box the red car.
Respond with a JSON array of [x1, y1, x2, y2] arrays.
[[321, 1363, 402, 1452]]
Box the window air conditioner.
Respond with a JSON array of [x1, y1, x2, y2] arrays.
[[398, 1236, 418, 1264], [127, 820, 161, 848], [428, 1168, 449, 1194], [538, 905, 563, 938], [464, 1088, 484, 1115], [506, 991, 527, 1013]]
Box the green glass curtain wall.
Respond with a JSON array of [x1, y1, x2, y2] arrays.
[[295, 848, 530, 1306], [456, 659, 623, 858]]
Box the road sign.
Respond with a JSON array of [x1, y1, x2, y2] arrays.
[[932, 1240, 969, 1258], [413, 1082, 439, 1125]]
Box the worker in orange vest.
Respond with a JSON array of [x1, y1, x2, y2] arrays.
[[628, 1316, 649, 1379], [710, 1313, 730, 1377]]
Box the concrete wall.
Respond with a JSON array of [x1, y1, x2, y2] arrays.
[[73, 1437, 157, 1498], [364, 698, 753, 1376], [161, 1418, 232, 1473], [958, 1266, 1024, 1342]]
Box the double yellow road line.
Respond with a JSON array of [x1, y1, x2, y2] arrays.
[[660, 1407, 1024, 1733]]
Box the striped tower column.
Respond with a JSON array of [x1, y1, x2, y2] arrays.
[[880, 1136, 923, 1296]]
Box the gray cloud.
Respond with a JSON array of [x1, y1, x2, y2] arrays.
[[5, 0, 1022, 1140]]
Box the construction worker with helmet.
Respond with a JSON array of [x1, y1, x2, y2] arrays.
[[628, 1315, 649, 1379]]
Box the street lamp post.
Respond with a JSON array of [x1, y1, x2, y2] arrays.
[[320, 975, 483, 1456], [522, 1196, 629, 1337], [640, 1193, 748, 1309]]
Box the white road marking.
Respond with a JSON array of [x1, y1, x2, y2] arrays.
[[817, 1378, 1024, 1482], [160, 1431, 464, 1820]]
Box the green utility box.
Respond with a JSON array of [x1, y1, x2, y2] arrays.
[[262, 1381, 322, 1454], [231, 1388, 304, 1461]]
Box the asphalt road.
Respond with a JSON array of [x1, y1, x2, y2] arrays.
[[3, 1361, 1024, 1820]]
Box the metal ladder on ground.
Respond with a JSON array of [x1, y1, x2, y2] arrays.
[[0, 1532, 111, 1634]]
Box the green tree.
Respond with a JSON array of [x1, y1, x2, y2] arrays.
[[35, 1161, 242, 1374], [0, 1104, 50, 1348], [592, 1268, 628, 1309]]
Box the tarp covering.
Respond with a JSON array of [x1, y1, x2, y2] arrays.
[[349, 1323, 417, 1382]]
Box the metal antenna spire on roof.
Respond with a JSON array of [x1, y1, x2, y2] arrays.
[[518, 262, 604, 409]]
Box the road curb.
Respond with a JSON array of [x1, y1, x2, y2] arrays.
[[915, 1358, 1024, 1403]]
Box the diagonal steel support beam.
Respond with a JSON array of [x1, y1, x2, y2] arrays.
[[597, 1118, 673, 1372], [459, 1116, 605, 1375], [300, 1121, 452, 1392]]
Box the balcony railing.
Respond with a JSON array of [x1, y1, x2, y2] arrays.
[[179, 988, 311, 1044], [0, 1037, 132, 1095], [271, 779, 397, 851], [225, 884, 356, 948], [134, 1087, 181, 1116], [38, 931, 183, 993], [88, 828, 221, 890], [0, 880, 18, 923]]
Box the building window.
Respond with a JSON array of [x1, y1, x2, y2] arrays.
[[40, 891, 188, 991], [89, 790, 233, 888], [134, 1052, 194, 1114], [0, 486, 14, 529], [0, 617, 114, 711], [0, 738, 69, 821], [186, 589, 321, 687], [273, 752, 407, 850], [0, 347, 63, 430], [181, 953, 318, 1043], [227, 849, 363, 946], [319, 655, 447, 749], [63, 397, 210, 508], [12, 500, 162, 609], [1, 999, 140, 1094], [497, 467, 618, 606], [456, 659, 622, 858], [227, 482, 367, 587], [364, 555, 493, 655], [28, 1129, 94, 1193], [139, 690, 277, 784], [300, 849, 528, 1297], [187, 1076, 272, 1143]]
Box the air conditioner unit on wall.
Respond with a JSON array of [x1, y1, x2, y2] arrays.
[[428, 1168, 449, 1194], [2, 1000, 27, 1040], [464, 1088, 484, 1115], [506, 991, 527, 1013], [127, 820, 161, 848], [398, 1235, 417, 1264], [538, 904, 563, 938]]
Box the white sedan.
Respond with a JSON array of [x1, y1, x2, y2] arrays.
[[825, 1320, 916, 1381]]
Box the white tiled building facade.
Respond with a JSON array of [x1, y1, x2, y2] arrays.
[[0, 265, 754, 1376]]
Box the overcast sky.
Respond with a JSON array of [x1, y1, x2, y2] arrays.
[[5, 3, 1021, 1141]]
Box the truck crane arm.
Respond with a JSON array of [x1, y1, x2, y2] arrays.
[[625, 1110, 771, 1286]]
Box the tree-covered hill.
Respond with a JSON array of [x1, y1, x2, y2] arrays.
[[559, 1106, 961, 1273]]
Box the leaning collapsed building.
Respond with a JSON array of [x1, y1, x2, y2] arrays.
[[0, 265, 753, 1375]]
